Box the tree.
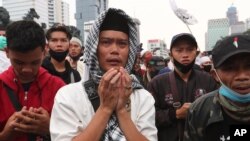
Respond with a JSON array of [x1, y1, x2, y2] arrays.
[[0, 7, 10, 28], [23, 8, 40, 21], [66, 25, 81, 39]]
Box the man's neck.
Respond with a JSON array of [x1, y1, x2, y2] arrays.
[[71, 60, 77, 68], [174, 67, 192, 82], [51, 57, 66, 72]]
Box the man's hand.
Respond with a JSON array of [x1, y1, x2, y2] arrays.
[[98, 68, 121, 114], [116, 67, 132, 114], [12, 107, 50, 135], [0, 108, 24, 140], [176, 103, 191, 119]]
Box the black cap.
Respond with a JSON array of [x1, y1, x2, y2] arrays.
[[170, 33, 198, 50], [212, 34, 250, 68], [147, 56, 165, 70], [100, 9, 129, 35]]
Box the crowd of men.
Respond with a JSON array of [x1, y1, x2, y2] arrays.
[[0, 7, 249, 141]]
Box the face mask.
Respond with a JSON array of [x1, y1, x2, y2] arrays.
[[203, 65, 212, 72], [219, 84, 250, 103], [215, 69, 250, 103], [49, 49, 68, 62], [173, 59, 195, 74]]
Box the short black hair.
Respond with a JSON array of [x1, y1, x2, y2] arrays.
[[46, 24, 72, 40], [6, 20, 46, 53]]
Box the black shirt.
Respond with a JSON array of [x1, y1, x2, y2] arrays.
[[42, 57, 81, 84], [148, 69, 218, 141]]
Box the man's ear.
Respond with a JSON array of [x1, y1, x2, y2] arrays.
[[45, 44, 49, 54], [169, 52, 174, 62]]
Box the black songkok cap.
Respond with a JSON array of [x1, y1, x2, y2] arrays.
[[100, 9, 129, 35]]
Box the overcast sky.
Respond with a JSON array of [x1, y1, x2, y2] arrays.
[[1, 0, 249, 51], [108, 0, 249, 51]]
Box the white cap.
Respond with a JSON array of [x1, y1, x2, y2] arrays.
[[199, 56, 211, 65], [140, 49, 149, 57], [70, 37, 82, 47]]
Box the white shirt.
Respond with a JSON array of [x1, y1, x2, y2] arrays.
[[0, 51, 10, 73], [76, 57, 84, 78], [50, 81, 157, 141]]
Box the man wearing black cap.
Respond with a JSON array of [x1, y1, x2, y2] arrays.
[[184, 34, 250, 141], [50, 8, 157, 141], [148, 33, 217, 141]]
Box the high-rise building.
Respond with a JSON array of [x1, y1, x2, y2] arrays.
[[75, 0, 108, 41], [3, 0, 48, 26], [245, 18, 250, 30], [48, 0, 56, 27], [62, 1, 69, 25], [226, 4, 238, 26], [48, 0, 69, 27], [246, 19, 250, 30], [206, 18, 230, 51], [147, 39, 168, 59], [83, 20, 95, 42], [230, 21, 245, 35]]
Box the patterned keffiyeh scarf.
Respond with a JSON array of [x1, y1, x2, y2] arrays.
[[83, 8, 143, 141], [216, 93, 250, 122]]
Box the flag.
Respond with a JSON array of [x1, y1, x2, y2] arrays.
[[169, 0, 198, 25]]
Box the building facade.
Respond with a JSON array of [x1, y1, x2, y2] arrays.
[[230, 21, 246, 35], [245, 18, 250, 31], [75, 0, 108, 41], [48, 0, 69, 27], [3, 0, 69, 29], [61, 1, 69, 25], [83, 20, 95, 42], [147, 39, 168, 59], [3, 0, 48, 26], [206, 18, 230, 51]]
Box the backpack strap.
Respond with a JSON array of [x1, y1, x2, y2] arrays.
[[70, 72, 75, 83], [83, 79, 100, 112], [3, 83, 22, 111], [168, 71, 181, 108], [3, 83, 51, 141], [83, 79, 132, 114], [168, 71, 182, 141]]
